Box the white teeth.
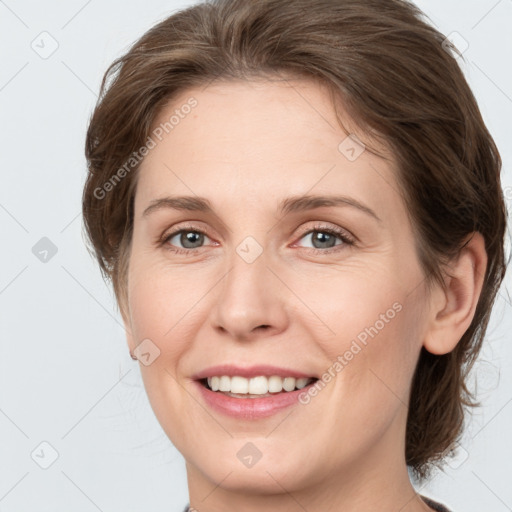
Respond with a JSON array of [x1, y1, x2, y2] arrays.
[[204, 375, 315, 394], [295, 377, 309, 389], [282, 377, 296, 391], [231, 376, 249, 394], [207, 376, 221, 391], [268, 375, 283, 393], [219, 375, 231, 392], [248, 376, 268, 394]]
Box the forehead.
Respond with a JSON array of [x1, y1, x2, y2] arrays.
[[135, 78, 401, 220]]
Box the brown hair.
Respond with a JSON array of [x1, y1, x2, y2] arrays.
[[82, 0, 507, 479]]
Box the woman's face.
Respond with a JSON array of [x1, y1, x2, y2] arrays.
[[125, 78, 432, 498]]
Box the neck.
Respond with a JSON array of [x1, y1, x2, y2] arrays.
[[185, 453, 433, 512], [185, 406, 433, 512]]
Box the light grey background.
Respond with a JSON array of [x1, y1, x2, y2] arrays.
[[0, 1, 511, 511]]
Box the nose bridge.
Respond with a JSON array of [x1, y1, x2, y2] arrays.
[[210, 236, 288, 339]]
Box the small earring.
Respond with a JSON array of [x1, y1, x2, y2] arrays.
[[130, 351, 137, 361]]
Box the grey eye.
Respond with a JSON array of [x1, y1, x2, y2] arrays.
[[168, 231, 208, 249]]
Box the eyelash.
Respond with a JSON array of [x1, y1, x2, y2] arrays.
[[158, 222, 355, 256]]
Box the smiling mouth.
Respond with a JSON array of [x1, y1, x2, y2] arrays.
[[199, 375, 318, 398]]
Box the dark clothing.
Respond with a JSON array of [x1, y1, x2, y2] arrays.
[[422, 495, 452, 511]]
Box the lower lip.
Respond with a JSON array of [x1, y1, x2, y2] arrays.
[[194, 380, 315, 419]]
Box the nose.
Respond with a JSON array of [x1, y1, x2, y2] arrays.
[[209, 246, 289, 341]]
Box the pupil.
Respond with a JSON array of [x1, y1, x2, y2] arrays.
[[313, 231, 335, 249], [181, 231, 203, 248]]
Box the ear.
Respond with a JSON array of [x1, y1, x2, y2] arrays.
[[423, 232, 487, 355]]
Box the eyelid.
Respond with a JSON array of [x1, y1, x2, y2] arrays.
[[158, 221, 356, 254], [159, 221, 211, 241], [293, 222, 356, 245]]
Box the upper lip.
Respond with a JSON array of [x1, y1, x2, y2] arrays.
[[191, 364, 317, 380]]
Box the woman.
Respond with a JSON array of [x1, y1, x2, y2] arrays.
[[82, 0, 507, 510]]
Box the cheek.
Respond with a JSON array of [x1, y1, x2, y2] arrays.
[[292, 264, 425, 426], [125, 257, 193, 386], [125, 259, 207, 453], [127, 254, 205, 346]]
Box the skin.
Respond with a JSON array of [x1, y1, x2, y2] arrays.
[[122, 76, 487, 512]]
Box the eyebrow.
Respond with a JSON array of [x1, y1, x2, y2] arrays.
[[142, 194, 381, 222], [279, 194, 380, 222]]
